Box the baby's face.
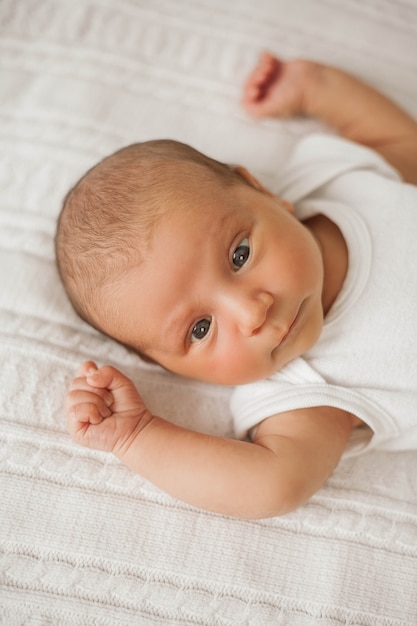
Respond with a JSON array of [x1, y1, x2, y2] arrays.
[[115, 178, 325, 385]]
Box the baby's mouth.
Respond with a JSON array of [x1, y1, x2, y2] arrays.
[[273, 302, 303, 350]]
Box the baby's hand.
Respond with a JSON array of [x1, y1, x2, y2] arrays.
[[65, 361, 152, 455], [242, 52, 316, 118]]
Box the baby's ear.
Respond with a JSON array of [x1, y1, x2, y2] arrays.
[[232, 165, 294, 213], [232, 165, 275, 196]]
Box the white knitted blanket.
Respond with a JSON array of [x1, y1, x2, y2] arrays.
[[1, 1, 417, 624]]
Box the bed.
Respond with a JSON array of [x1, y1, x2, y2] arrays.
[[1, 0, 417, 623]]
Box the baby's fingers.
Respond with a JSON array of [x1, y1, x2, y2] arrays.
[[69, 373, 114, 408], [65, 389, 112, 425], [77, 360, 99, 378], [243, 52, 282, 106], [70, 401, 106, 428], [81, 364, 147, 416], [85, 365, 132, 391]]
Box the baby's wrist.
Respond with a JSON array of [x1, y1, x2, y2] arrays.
[[296, 60, 325, 118], [112, 410, 155, 463]]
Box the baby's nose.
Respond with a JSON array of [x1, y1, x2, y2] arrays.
[[236, 291, 273, 336]]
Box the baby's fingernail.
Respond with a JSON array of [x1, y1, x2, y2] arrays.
[[87, 367, 99, 377], [104, 393, 114, 407]]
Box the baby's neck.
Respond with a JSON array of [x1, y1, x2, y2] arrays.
[[304, 214, 348, 316]]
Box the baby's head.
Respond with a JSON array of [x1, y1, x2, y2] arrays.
[[56, 140, 248, 356], [56, 140, 324, 385]]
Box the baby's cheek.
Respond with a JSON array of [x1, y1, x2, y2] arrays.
[[213, 346, 266, 385]]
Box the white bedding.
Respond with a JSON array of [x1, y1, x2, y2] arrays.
[[1, 1, 417, 623]]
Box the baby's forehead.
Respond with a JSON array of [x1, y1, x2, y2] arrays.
[[155, 172, 232, 217], [167, 160, 228, 192]]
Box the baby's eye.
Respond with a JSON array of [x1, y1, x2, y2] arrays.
[[232, 237, 250, 271], [191, 317, 212, 342]]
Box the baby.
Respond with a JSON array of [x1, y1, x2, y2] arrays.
[[56, 53, 417, 519]]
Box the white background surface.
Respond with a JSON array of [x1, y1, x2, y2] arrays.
[[1, 1, 417, 623]]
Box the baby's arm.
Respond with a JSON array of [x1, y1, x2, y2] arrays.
[[67, 362, 355, 519], [243, 52, 417, 184]]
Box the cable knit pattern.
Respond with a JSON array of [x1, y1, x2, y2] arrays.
[[1, 0, 417, 623]]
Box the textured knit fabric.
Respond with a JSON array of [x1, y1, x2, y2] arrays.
[[232, 135, 417, 455], [2, 1, 417, 624]]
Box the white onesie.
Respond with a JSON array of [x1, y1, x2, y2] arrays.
[[231, 134, 417, 456]]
